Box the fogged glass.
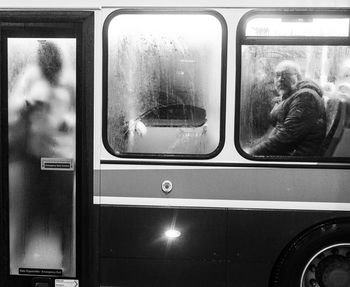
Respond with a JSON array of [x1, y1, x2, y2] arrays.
[[107, 14, 223, 155], [240, 45, 350, 158], [246, 18, 349, 37], [8, 38, 76, 276]]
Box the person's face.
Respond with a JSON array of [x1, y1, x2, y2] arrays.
[[274, 65, 298, 97]]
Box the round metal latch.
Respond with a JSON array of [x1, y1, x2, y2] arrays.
[[161, 180, 173, 193]]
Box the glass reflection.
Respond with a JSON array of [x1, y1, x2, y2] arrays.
[[8, 38, 76, 276], [107, 14, 223, 155]]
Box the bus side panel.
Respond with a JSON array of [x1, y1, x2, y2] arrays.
[[99, 206, 227, 287], [98, 167, 350, 203], [98, 207, 350, 287], [227, 210, 350, 287]]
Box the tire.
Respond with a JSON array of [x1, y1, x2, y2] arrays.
[[270, 218, 350, 287]]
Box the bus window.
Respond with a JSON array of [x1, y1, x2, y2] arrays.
[[237, 13, 350, 160], [104, 12, 226, 157]]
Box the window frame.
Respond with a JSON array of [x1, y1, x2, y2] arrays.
[[102, 9, 227, 160], [235, 9, 350, 163]]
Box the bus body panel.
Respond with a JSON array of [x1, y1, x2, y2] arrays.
[[98, 206, 350, 287], [97, 167, 350, 206]]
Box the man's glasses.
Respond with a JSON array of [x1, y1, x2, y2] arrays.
[[275, 71, 296, 79]]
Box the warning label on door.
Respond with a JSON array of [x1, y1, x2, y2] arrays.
[[19, 268, 62, 276], [41, 158, 74, 171], [55, 279, 79, 287]]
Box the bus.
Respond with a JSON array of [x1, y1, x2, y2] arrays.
[[1, 1, 350, 287]]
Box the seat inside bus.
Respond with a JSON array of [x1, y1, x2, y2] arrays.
[[322, 96, 346, 156]]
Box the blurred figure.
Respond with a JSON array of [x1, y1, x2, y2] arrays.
[[338, 58, 350, 82], [336, 58, 350, 97], [8, 40, 75, 275], [9, 41, 75, 159], [333, 58, 350, 128], [249, 60, 326, 156]]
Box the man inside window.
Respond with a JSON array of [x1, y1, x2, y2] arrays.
[[249, 60, 326, 156]]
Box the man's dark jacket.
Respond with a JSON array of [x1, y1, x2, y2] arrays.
[[251, 80, 326, 156]]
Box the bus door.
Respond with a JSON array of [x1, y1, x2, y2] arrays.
[[0, 11, 94, 287]]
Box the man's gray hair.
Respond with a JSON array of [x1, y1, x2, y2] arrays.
[[276, 60, 302, 81]]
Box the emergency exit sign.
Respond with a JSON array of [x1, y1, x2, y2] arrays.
[[41, 157, 74, 171]]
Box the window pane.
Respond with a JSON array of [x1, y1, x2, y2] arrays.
[[240, 45, 350, 158], [246, 18, 349, 37], [107, 14, 223, 155], [8, 38, 76, 276]]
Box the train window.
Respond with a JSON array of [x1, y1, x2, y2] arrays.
[[104, 11, 226, 157], [237, 12, 350, 161]]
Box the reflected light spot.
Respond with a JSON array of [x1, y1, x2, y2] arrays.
[[165, 229, 181, 239]]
